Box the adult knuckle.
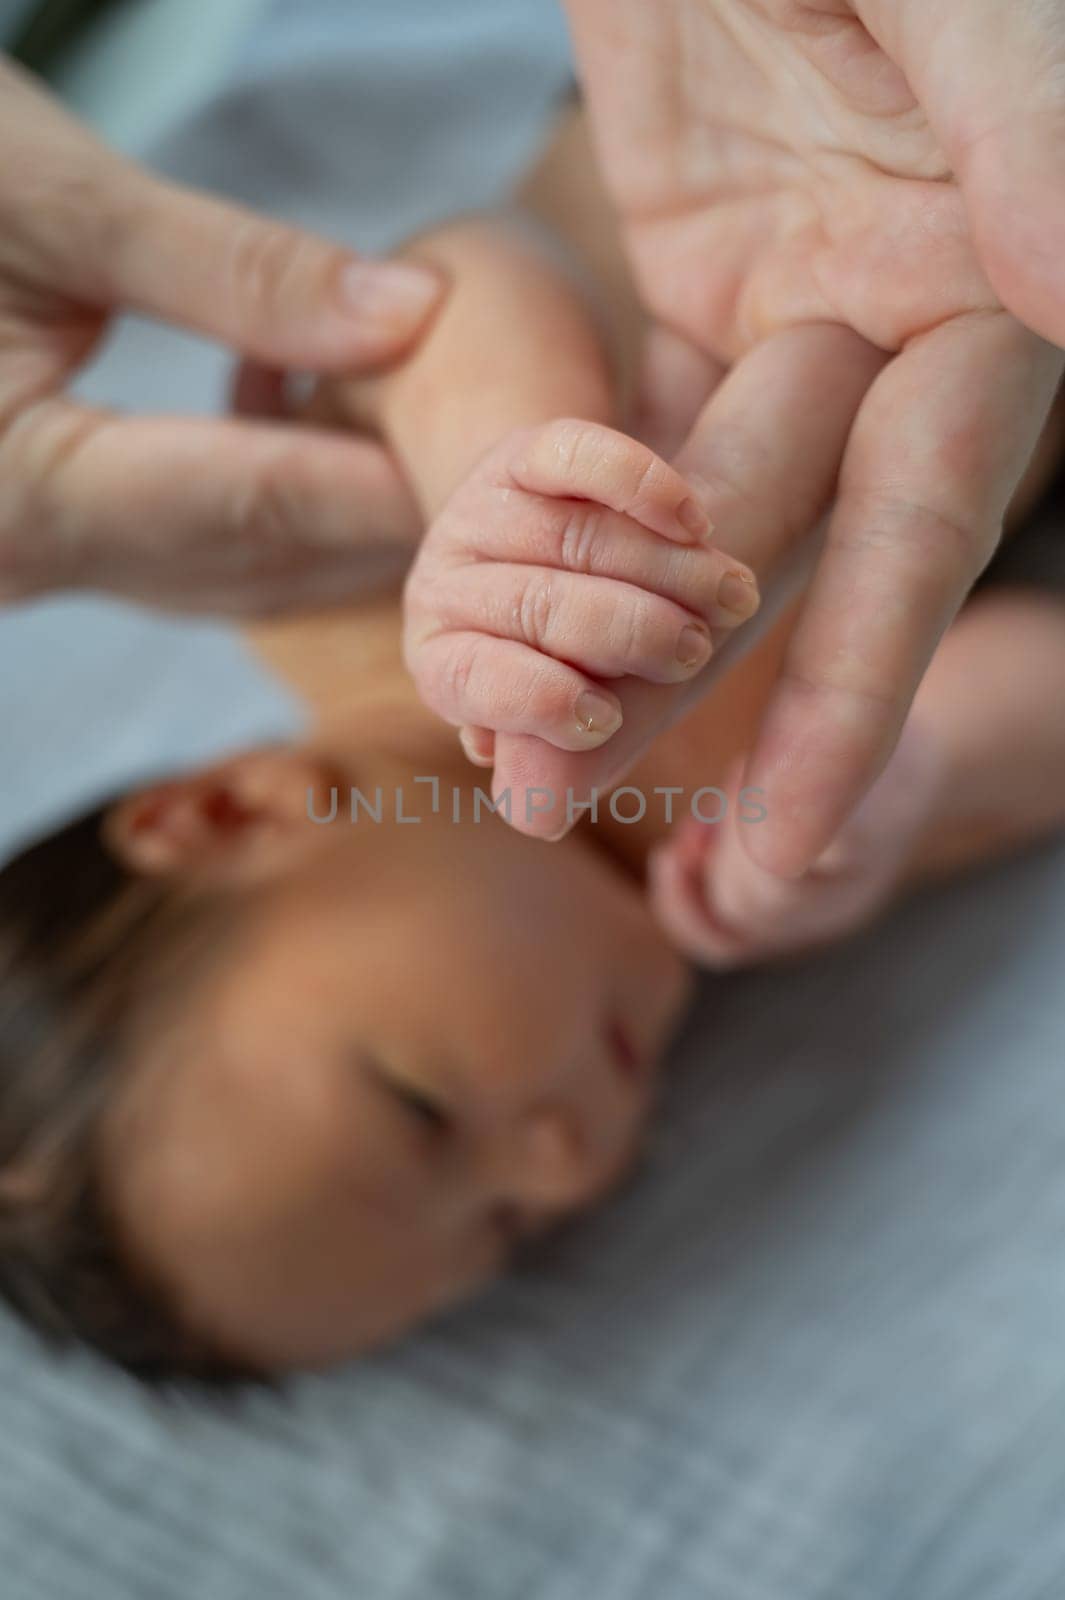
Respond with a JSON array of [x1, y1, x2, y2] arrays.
[[227, 217, 328, 318], [2, 399, 106, 522], [844, 489, 998, 582], [226, 445, 304, 558], [0, 399, 115, 589], [917, 500, 999, 571], [4, 398, 101, 485], [20, 162, 134, 296], [783, 658, 897, 716]]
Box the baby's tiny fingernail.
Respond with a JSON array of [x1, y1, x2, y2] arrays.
[[717, 568, 759, 621], [677, 496, 712, 541], [340, 259, 442, 328], [575, 689, 623, 739], [458, 726, 494, 767], [677, 623, 712, 671]]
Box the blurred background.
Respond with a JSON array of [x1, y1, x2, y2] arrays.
[[2, 0, 262, 145]]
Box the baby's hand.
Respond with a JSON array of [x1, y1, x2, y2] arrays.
[[402, 419, 760, 754]]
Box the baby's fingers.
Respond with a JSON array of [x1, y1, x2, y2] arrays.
[[502, 418, 712, 544], [407, 629, 625, 752], [414, 564, 714, 685], [458, 498, 760, 637], [458, 726, 496, 768]]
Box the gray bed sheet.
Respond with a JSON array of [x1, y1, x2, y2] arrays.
[[2, 4, 1065, 1597]]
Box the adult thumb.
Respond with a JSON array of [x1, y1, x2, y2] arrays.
[[864, 0, 1065, 349]]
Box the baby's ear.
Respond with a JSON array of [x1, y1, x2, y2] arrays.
[[0, 1157, 53, 1214], [103, 748, 341, 887]]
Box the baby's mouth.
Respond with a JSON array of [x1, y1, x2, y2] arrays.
[[605, 1014, 652, 1088], [600, 1014, 664, 1175]]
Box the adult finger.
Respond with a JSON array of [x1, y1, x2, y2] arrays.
[[0, 61, 445, 373], [860, 0, 1065, 349], [739, 311, 1064, 878], [629, 323, 726, 458], [489, 322, 885, 837], [0, 396, 420, 613], [110, 168, 447, 371], [705, 714, 949, 954]]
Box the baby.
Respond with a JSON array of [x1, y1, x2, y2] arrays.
[[1, 108, 1063, 1386]]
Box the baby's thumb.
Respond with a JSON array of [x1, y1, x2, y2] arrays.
[[102, 165, 445, 371]]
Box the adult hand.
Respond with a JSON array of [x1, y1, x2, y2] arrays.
[[486, 0, 1064, 873], [0, 57, 444, 615]]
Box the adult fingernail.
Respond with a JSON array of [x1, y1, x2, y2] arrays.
[[717, 568, 759, 620], [575, 690, 623, 738], [339, 259, 442, 328], [677, 623, 712, 670]]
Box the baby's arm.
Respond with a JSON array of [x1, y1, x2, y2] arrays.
[[318, 210, 760, 758], [318, 99, 649, 509], [320, 217, 621, 512], [902, 587, 1065, 881]]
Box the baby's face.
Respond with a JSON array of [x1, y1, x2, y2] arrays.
[[102, 800, 691, 1372]]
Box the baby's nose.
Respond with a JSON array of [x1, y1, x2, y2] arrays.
[[506, 1106, 593, 1208]]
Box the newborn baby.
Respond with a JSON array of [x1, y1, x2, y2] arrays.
[[1, 107, 1063, 1385]]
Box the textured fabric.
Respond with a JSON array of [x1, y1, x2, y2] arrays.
[[0, 0, 40, 45], [1, 5, 1065, 1598], [2, 846, 1065, 1600]]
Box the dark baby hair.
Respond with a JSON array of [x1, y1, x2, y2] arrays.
[[0, 802, 268, 1391]]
